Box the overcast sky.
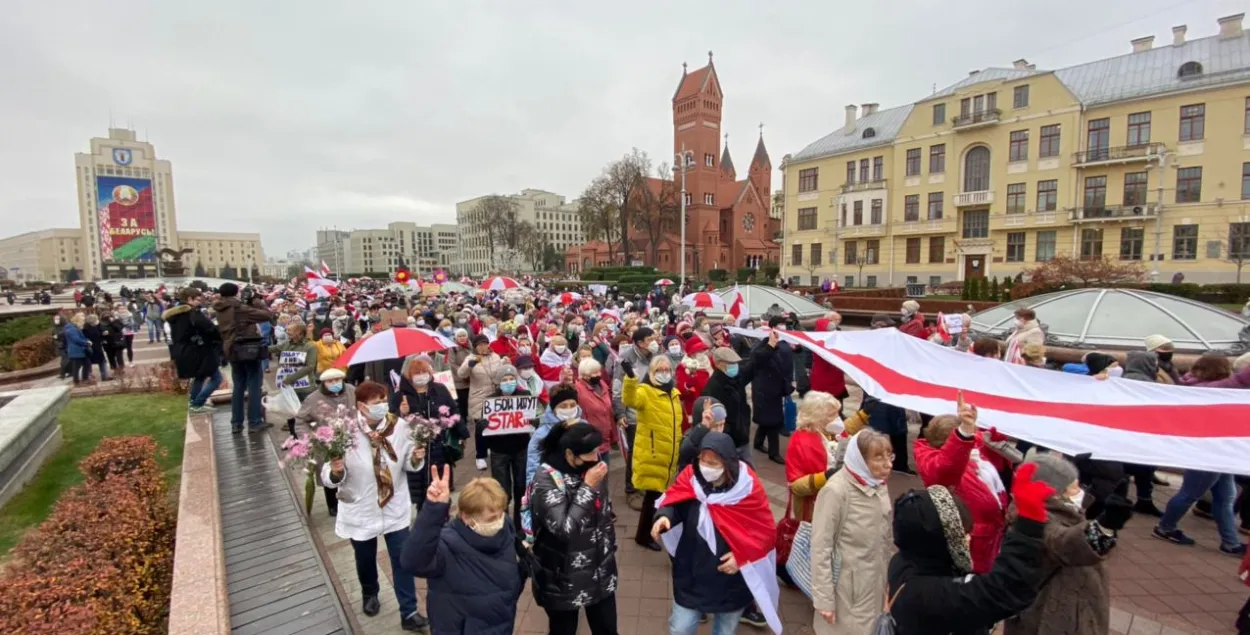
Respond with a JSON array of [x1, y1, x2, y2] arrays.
[[0, 0, 1241, 258]]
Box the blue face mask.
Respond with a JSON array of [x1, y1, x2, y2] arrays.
[[440, 327, 454, 337], [500, 380, 517, 395], [725, 363, 740, 378], [326, 382, 343, 394]]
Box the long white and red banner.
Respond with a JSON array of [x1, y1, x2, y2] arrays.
[[730, 327, 1250, 475]]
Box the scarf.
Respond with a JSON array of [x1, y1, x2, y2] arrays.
[[969, 448, 1007, 506], [927, 485, 973, 574], [366, 414, 400, 507], [842, 431, 884, 488]]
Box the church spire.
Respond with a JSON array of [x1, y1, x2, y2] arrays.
[[751, 123, 771, 169], [720, 132, 736, 179]]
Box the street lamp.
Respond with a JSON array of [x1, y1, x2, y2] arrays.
[[675, 146, 694, 288]]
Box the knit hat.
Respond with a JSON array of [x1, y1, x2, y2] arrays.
[[1025, 453, 1078, 492], [902, 300, 920, 314], [549, 385, 578, 408], [318, 368, 346, 381], [471, 334, 489, 348], [1144, 334, 1172, 352], [493, 363, 517, 383], [319, 328, 333, 338], [514, 356, 534, 370]]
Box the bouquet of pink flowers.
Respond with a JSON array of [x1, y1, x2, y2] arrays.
[[280, 404, 363, 467], [407, 404, 460, 447]]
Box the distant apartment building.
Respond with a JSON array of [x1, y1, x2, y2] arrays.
[[315, 222, 460, 276], [456, 188, 581, 276]]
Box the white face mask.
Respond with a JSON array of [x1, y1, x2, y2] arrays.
[[1068, 488, 1086, 509], [520, 369, 535, 379], [699, 464, 724, 483], [468, 514, 505, 537], [555, 406, 579, 420], [554, 345, 567, 355], [825, 416, 845, 435], [365, 402, 389, 421], [647, 341, 660, 354], [653, 371, 673, 385], [668, 344, 683, 355], [412, 373, 431, 386]]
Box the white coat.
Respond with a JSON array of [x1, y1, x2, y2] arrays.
[[321, 413, 424, 542]]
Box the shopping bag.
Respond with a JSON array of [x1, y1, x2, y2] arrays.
[[784, 396, 797, 433], [784, 519, 843, 600], [263, 385, 302, 418]]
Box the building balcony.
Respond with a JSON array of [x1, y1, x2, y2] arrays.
[[836, 221, 887, 237], [897, 217, 957, 234], [840, 178, 888, 193], [1073, 143, 1164, 167], [1067, 204, 1156, 223], [951, 109, 1001, 130], [953, 190, 994, 207]]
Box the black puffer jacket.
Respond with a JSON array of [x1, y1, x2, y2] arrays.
[[391, 381, 468, 502], [530, 454, 618, 611], [164, 304, 222, 379]]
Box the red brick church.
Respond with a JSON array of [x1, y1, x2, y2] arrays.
[[566, 54, 780, 276]]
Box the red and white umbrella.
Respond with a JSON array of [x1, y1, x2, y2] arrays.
[[480, 276, 522, 291], [680, 291, 728, 310], [655, 278, 676, 286], [334, 328, 454, 367], [555, 291, 583, 304]]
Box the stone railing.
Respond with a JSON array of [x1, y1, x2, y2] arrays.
[[167, 410, 229, 635]]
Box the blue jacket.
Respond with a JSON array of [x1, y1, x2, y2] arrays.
[[525, 409, 563, 488], [400, 501, 523, 635], [64, 323, 90, 359]]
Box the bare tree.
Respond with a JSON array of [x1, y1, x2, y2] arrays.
[[515, 221, 545, 271], [577, 177, 620, 264], [634, 162, 680, 267], [602, 148, 651, 265], [471, 195, 520, 268]]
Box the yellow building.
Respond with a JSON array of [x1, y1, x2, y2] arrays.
[[783, 13, 1250, 287], [0, 229, 85, 283]]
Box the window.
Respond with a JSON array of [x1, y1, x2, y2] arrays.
[[929, 144, 945, 173], [1179, 104, 1205, 142], [1086, 118, 1110, 160], [962, 210, 989, 238], [704, 193, 714, 205], [798, 168, 818, 192], [933, 103, 946, 125], [1230, 223, 1250, 259], [683, 192, 692, 205], [1036, 230, 1057, 261], [906, 238, 921, 263], [927, 192, 944, 220], [866, 240, 880, 264], [852, 201, 863, 225], [1126, 112, 1151, 146], [904, 195, 920, 222], [866, 275, 878, 288], [1083, 176, 1107, 213], [1120, 227, 1143, 261], [929, 237, 945, 263], [859, 159, 870, 183], [1039, 124, 1061, 158], [1080, 229, 1103, 260], [862, 128, 876, 139], [1244, 163, 1250, 200], [1172, 225, 1198, 260], [870, 199, 883, 224], [1008, 130, 1029, 162], [1006, 232, 1026, 262], [844, 241, 857, 265], [844, 161, 856, 185], [906, 276, 918, 284], [1013, 85, 1030, 108], [1176, 167, 1202, 203], [1245, 98, 1250, 134], [960, 97, 971, 117], [796, 207, 817, 230], [844, 275, 854, 288], [906, 148, 921, 176], [1178, 61, 1203, 78], [1036, 179, 1058, 211], [1006, 183, 1027, 214], [963, 146, 990, 192], [791, 243, 803, 265], [872, 156, 884, 181], [704, 153, 715, 167], [810, 243, 822, 266], [929, 275, 942, 288], [1123, 172, 1148, 207]]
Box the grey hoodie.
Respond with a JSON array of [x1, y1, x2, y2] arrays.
[[1121, 351, 1159, 383]]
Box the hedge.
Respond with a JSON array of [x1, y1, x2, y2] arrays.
[[828, 296, 998, 315], [0, 315, 50, 347], [0, 436, 175, 635], [1012, 281, 1250, 304], [0, 332, 56, 372]]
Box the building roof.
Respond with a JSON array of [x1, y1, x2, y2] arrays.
[[673, 63, 718, 101], [928, 67, 1043, 99], [751, 135, 771, 169], [720, 143, 736, 177], [790, 103, 914, 162]]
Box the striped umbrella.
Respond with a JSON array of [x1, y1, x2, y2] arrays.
[[680, 291, 728, 310], [655, 278, 676, 286], [556, 291, 583, 304], [334, 328, 454, 367], [480, 276, 522, 291]]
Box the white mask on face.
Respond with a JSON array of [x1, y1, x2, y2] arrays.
[[554, 345, 567, 355], [469, 514, 505, 537], [647, 341, 660, 354], [520, 369, 535, 379], [366, 402, 389, 421], [825, 416, 845, 435], [1068, 488, 1086, 509], [668, 344, 683, 355], [699, 464, 724, 483], [555, 406, 579, 420], [412, 373, 431, 386]]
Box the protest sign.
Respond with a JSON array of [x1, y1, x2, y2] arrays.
[[433, 370, 456, 395], [275, 350, 312, 389], [482, 395, 539, 436]]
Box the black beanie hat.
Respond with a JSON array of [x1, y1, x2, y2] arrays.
[[471, 334, 489, 348], [549, 384, 578, 407]]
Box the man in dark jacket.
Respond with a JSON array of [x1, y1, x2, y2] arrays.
[[213, 282, 273, 433], [700, 347, 755, 457], [1120, 350, 1164, 516], [751, 317, 792, 464], [165, 288, 222, 413]]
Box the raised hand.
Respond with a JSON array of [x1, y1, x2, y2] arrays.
[[620, 360, 635, 378], [1011, 462, 1056, 523], [426, 464, 452, 503], [956, 390, 978, 435], [411, 445, 426, 466], [584, 462, 608, 489]]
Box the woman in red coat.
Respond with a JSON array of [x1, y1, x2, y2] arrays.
[[914, 397, 1010, 574], [675, 334, 712, 432], [808, 316, 848, 406]]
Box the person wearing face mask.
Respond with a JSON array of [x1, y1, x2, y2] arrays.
[[565, 318, 585, 350], [1144, 334, 1181, 384], [676, 396, 745, 473], [782, 392, 854, 543], [536, 334, 573, 388], [810, 430, 895, 635], [490, 321, 520, 359], [1003, 308, 1045, 365], [526, 385, 588, 492], [461, 334, 504, 471], [393, 357, 468, 512], [751, 318, 792, 465], [314, 327, 346, 376], [444, 328, 473, 425], [296, 368, 357, 517], [271, 323, 319, 436], [1003, 453, 1125, 635], [514, 356, 550, 410], [572, 358, 622, 474], [701, 342, 763, 460], [652, 431, 780, 634], [322, 381, 429, 632], [514, 331, 537, 366], [621, 354, 684, 551], [401, 472, 523, 635], [484, 363, 534, 531], [166, 288, 224, 413], [897, 299, 933, 341], [611, 326, 657, 509], [529, 422, 619, 635], [675, 336, 712, 433]]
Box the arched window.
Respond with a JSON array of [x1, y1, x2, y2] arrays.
[[963, 146, 991, 192], [1178, 61, 1203, 78], [862, 127, 876, 139]]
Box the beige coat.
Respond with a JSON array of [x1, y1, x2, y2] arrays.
[[810, 468, 893, 635], [458, 351, 504, 420]]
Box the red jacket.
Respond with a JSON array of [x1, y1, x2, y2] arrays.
[[914, 430, 1009, 574], [574, 377, 617, 455], [898, 313, 931, 340], [490, 336, 519, 361], [675, 363, 711, 431], [809, 318, 846, 396]]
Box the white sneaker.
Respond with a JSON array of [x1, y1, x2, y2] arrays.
[[476, 458, 487, 471]]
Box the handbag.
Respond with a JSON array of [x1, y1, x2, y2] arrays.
[[868, 584, 907, 635], [231, 336, 264, 362], [785, 485, 847, 600]]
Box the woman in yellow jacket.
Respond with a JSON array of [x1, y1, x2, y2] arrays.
[[622, 354, 684, 550], [314, 328, 347, 376]]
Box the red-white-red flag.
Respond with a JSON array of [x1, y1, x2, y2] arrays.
[[727, 285, 747, 325], [320, 260, 332, 277], [305, 266, 338, 290], [657, 464, 781, 634]]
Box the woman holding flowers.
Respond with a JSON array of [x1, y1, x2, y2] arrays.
[[392, 356, 467, 510], [321, 380, 430, 632]]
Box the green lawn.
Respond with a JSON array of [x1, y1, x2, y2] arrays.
[[0, 393, 187, 555]]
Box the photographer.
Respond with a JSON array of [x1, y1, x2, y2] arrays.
[[214, 283, 273, 434], [166, 288, 223, 413]]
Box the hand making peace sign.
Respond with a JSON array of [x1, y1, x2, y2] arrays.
[[426, 464, 452, 504]]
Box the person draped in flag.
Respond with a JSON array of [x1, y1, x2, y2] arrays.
[[652, 431, 781, 635]]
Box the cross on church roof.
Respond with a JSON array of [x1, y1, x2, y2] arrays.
[[759, 122, 765, 137], [708, 50, 714, 64]]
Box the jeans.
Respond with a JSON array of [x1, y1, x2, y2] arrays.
[[545, 595, 617, 635], [189, 370, 223, 407], [95, 360, 109, 381], [147, 319, 163, 343], [350, 528, 418, 618], [490, 450, 527, 531], [1160, 470, 1241, 548], [229, 360, 264, 427], [669, 601, 743, 635]]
